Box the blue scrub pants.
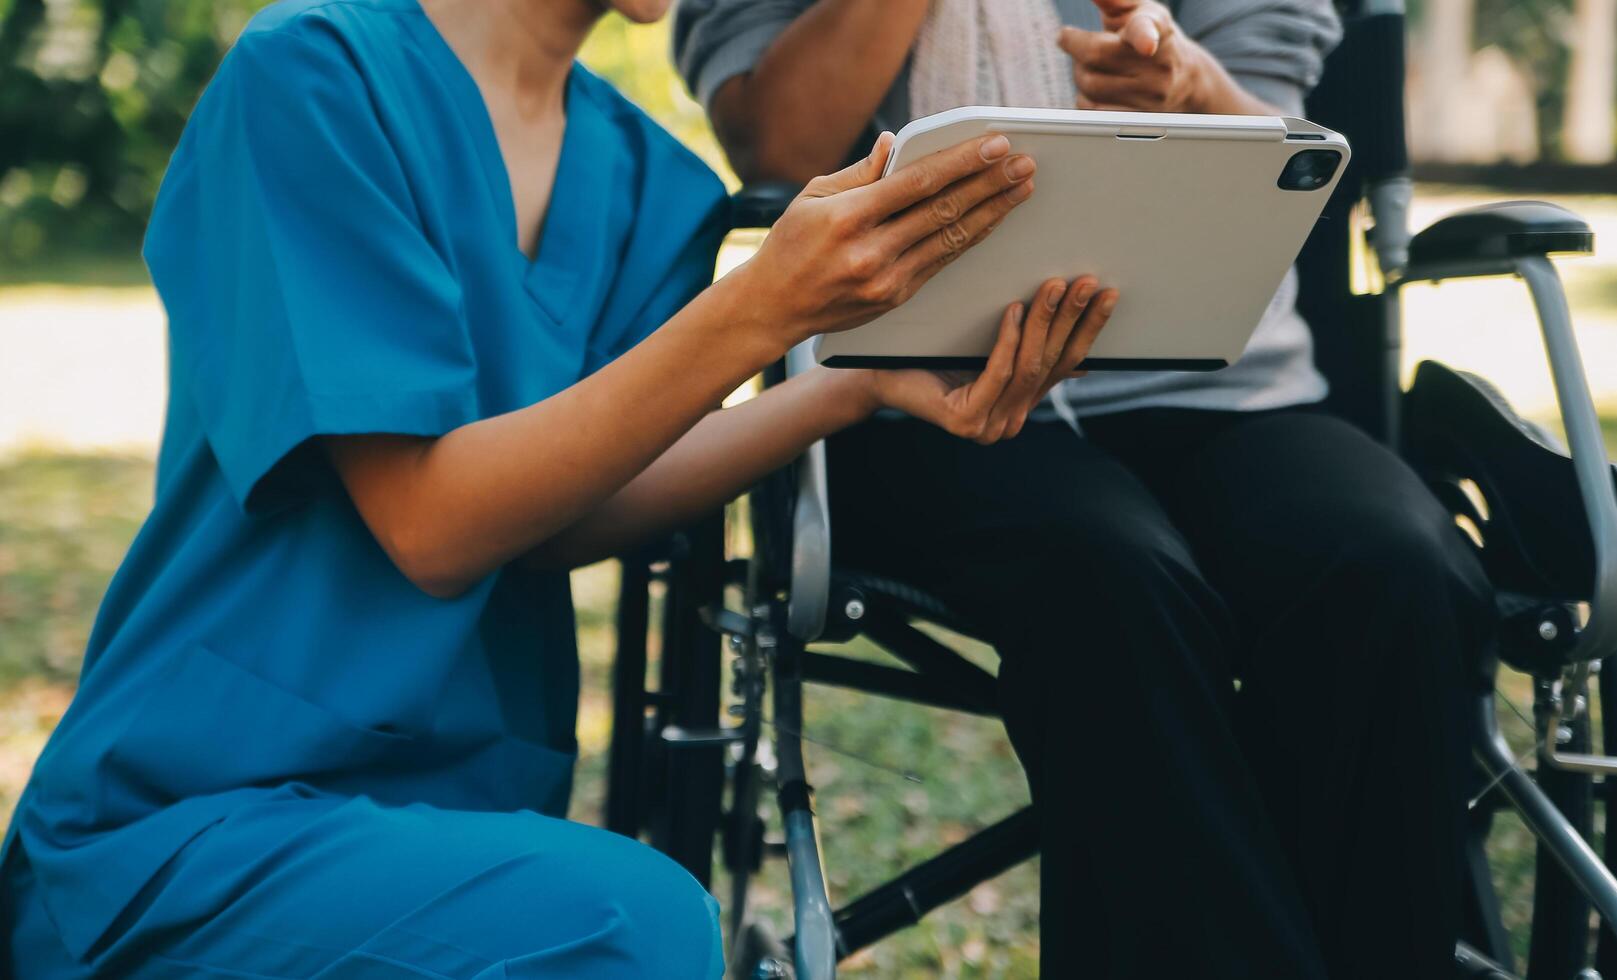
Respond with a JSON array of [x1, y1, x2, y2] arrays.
[[3, 792, 723, 978]]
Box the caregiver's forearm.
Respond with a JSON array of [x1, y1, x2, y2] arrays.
[[710, 0, 931, 184], [326, 271, 790, 598], [523, 366, 874, 571], [328, 130, 1034, 598]]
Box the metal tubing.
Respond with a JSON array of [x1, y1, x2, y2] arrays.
[[1473, 692, 1617, 926], [1527, 702, 1595, 979], [1460, 807, 1516, 970], [1519, 256, 1617, 667], [785, 340, 833, 642], [783, 806, 837, 979], [1600, 662, 1617, 974], [1367, 176, 1413, 277], [829, 807, 1039, 957], [773, 633, 837, 980]]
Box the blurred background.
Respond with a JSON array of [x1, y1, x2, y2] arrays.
[[0, 1, 1614, 976]]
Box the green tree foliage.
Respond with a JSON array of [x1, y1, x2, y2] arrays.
[[0, 0, 269, 261], [0, 1, 727, 264], [578, 15, 730, 181], [1408, 0, 1581, 158]]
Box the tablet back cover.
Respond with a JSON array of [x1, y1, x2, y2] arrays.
[[815, 108, 1349, 370]]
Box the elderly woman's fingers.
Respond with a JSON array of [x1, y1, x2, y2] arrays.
[[972, 281, 1062, 442], [950, 302, 1024, 442], [1041, 277, 1098, 372], [1047, 288, 1119, 390], [987, 279, 1066, 434]]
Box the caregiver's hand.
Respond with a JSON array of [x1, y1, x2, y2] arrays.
[[861, 276, 1116, 443], [733, 130, 1036, 350], [1057, 0, 1280, 115]]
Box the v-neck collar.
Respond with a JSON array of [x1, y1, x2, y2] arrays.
[[408, 5, 615, 323]]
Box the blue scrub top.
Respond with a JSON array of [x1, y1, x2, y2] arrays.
[[6, 0, 727, 960]]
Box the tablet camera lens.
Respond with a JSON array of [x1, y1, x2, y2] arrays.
[[1278, 149, 1342, 191]]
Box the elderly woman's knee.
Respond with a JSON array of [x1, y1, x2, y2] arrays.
[[1333, 500, 1492, 617]]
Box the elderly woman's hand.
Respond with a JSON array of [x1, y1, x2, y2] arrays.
[[1056, 0, 1282, 116], [859, 276, 1117, 443], [732, 131, 1036, 351], [1057, 0, 1212, 113]]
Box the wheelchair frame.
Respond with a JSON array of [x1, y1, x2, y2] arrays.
[[604, 2, 1617, 976]]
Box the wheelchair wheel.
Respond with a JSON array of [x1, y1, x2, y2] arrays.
[[605, 518, 729, 887], [654, 519, 730, 888]]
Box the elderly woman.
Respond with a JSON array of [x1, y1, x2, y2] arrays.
[[676, 1, 1493, 978], [0, 0, 1119, 975]]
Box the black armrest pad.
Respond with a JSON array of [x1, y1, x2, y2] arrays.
[[730, 182, 801, 231], [1408, 200, 1593, 266], [1403, 359, 1613, 601]]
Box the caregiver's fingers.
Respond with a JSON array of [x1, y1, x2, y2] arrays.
[[803, 132, 895, 198], [895, 177, 1033, 287], [849, 133, 1016, 221], [877, 151, 1035, 254]]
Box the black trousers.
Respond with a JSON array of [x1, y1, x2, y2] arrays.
[[826, 407, 1494, 979]]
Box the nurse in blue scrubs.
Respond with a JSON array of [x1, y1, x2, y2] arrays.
[[0, 0, 1118, 975]]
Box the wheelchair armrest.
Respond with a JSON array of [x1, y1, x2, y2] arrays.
[[730, 182, 802, 231], [1404, 201, 1593, 279], [1405, 361, 1606, 595], [1403, 240, 1617, 662], [784, 340, 832, 641]]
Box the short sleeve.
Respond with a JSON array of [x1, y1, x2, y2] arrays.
[[144, 25, 479, 515], [672, 0, 813, 108], [1176, 0, 1343, 114]]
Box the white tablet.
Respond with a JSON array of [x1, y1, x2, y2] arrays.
[[814, 107, 1350, 371]]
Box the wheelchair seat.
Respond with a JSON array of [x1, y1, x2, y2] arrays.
[[1408, 201, 1595, 266]]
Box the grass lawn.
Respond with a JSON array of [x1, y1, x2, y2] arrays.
[[2, 439, 1614, 977]]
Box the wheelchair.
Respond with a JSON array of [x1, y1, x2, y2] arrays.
[[604, 1, 1617, 976]]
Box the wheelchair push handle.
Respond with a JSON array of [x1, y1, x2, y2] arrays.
[[1516, 255, 1617, 666]]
